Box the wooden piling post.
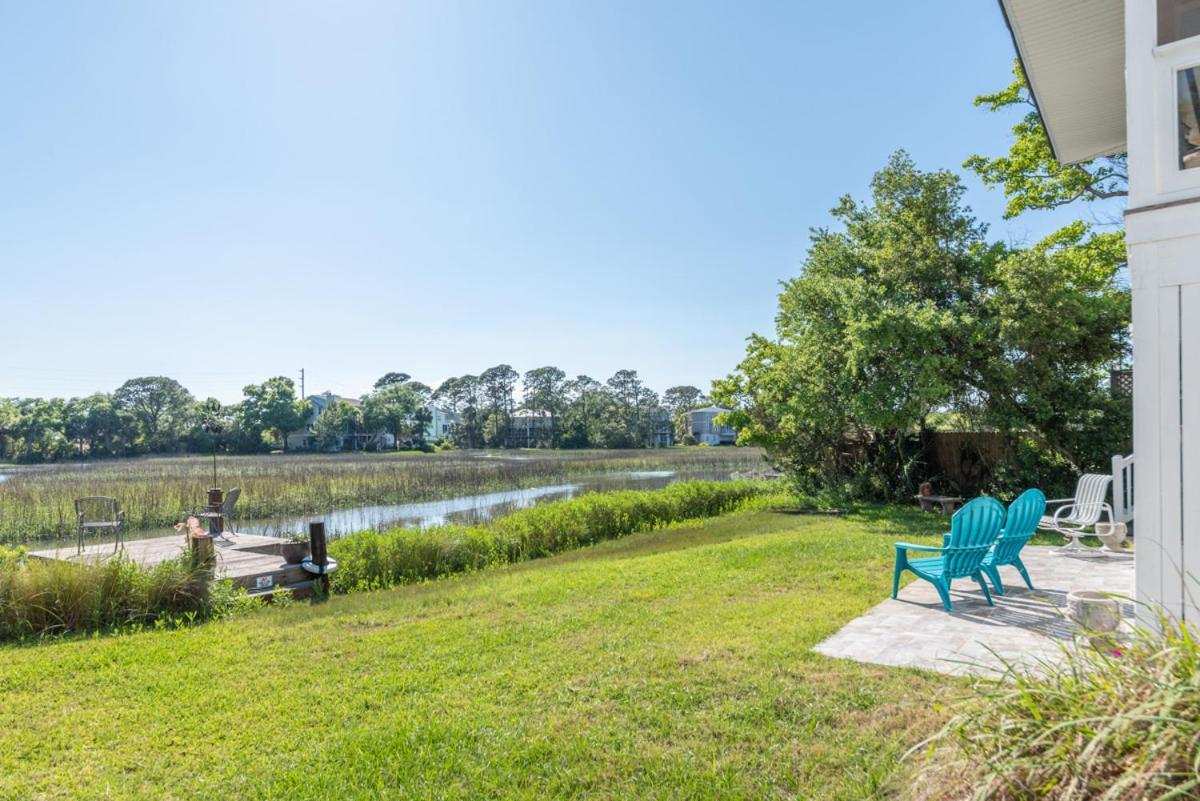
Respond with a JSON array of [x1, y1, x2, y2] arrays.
[[309, 521, 329, 594], [190, 532, 215, 568], [206, 488, 224, 535]]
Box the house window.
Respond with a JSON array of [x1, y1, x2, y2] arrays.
[[1160, 0, 1200, 45], [1179, 65, 1200, 169]]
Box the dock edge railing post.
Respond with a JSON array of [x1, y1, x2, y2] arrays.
[[309, 521, 329, 595], [207, 487, 224, 536]]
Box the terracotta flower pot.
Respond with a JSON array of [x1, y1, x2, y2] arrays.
[[281, 542, 310, 565]]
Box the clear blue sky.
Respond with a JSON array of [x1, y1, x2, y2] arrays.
[[0, 1, 1117, 403]]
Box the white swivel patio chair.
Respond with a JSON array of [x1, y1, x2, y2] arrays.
[[1038, 473, 1114, 556]]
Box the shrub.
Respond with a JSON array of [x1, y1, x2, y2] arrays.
[[910, 613, 1200, 800], [329, 480, 773, 593], [0, 555, 257, 641]]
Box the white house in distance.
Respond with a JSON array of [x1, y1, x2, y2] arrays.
[[688, 406, 737, 446], [287, 391, 459, 451], [426, 406, 459, 442], [999, 0, 1200, 623], [508, 409, 555, 448], [286, 391, 368, 451]]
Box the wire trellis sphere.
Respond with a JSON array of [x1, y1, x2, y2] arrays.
[[199, 399, 226, 490]]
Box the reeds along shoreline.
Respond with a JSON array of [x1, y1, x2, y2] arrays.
[[0, 448, 766, 545]]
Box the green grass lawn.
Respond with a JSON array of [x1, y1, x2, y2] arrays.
[[0, 507, 955, 800]]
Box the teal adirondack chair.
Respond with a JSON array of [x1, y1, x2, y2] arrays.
[[980, 488, 1046, 596], [892, 496, 1006, 612]]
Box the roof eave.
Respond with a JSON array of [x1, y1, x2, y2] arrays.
[[997, 0, 1063, 164]]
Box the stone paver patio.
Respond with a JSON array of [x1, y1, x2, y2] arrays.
[[815, 546, 1135, 675]]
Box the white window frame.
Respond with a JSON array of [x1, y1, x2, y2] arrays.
[[1153, 36, 1200, 195]]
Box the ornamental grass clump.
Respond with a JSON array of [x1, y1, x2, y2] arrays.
[[0, 553, 235, 641], [910, 612, 1200, 801]]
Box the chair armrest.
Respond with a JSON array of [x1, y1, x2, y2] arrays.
[[894, 542, 945, 553]]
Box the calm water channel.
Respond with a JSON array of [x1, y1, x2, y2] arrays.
[[125, 469, 733, 542]]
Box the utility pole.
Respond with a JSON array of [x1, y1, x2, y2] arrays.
[[299, 368, 305, 399]]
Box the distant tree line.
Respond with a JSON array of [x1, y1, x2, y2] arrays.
[[432, 367, 709, 450], [0, 376, 309, 462], [0, 368, 713, 462]]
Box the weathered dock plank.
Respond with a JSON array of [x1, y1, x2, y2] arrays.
[[28, 533, 307, 594]]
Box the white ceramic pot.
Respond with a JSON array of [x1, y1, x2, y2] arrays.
[[1094, 522, 1128, 552], [1067, 589, 1121, 632]]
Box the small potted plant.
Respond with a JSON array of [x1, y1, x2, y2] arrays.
[[280, 532, 310, 565]]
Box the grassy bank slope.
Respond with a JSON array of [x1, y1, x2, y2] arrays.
[[0, 508, 948, 800]]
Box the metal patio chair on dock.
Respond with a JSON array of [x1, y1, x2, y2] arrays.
[[74, 496, 126, 554]]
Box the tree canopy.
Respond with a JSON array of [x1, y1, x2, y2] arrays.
[[239, 377, 307, 451], [963, 61, 1127, 218], [113, 377, 194, 453], [714, 151, 1129, 497]]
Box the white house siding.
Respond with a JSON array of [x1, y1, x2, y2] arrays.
[[1128, 205, 1200, 625], [1125, 3, 1200, 626], [425, 408, 459, 442], [999, 0, 1200, 626]]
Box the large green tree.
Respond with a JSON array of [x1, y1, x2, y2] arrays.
[[663, 385, 708, 444], [240, 377, 307, 451], [559, 375, 606, 448], [10, 398, 70, 462], [434, 375, 483, 449], [65, 393, 126, 457], [962, 59, 1130, 473], [362, 383, 428, 450], [113, 376, 194, 453], [604, 370, 660, 448], [373, 372, 411, 390], [522, 366, 567, 447], [480, 365, 518, 447], [714, 152, 1130, 497], [715, 152, 998, 493], [311, 400, 362, 450]]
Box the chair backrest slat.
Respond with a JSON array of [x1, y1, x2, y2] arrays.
[[993, 488, 1046, 564], [1068, 474, 1112, 525], [75, 496, 119, 524], [222, 487, 241, 520], [944, 496, 1006, 579]]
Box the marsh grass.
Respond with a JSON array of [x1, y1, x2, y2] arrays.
[[910, 611, 1200, 801], [0, 448, 766, 544]]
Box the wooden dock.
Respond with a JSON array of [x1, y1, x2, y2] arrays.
[[29, 533, 316, 599]]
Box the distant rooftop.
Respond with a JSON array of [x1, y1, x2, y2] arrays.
[[513, 409, 553, 418], [690, 405, 729, 415]]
